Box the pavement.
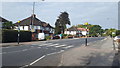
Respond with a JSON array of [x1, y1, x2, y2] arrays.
[[59, 37, 119, 66]]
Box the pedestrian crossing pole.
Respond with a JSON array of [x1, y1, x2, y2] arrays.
[[17, 21, 20, 45], [85, 38, 87, 46], [84, 22, 89, 46]]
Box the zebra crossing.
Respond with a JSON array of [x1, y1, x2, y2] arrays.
[[32, 42, 74, 49]]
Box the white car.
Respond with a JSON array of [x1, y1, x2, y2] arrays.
[[114, 36, 120, 43]]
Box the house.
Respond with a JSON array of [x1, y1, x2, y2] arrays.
[[64, 27, 89, 37], [64, 27, 78, 36], [14, 14, 54, 40], [0, 16, 10, 29], [77, 28, 89, 36]]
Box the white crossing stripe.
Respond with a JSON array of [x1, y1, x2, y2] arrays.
[[39, 43, 53, 46], [63, 45, 73, 49], [46, 44, 59, 47], [55, 45, 67, 47]]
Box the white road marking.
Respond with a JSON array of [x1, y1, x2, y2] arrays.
[[2, 48, 36, 54], [29, 55, 46, 65], [47, 50, 65, 56], [22, 49, 28, 51], [63, 45, 73, 49], [38, 43, 53, 46], [46, 44, 59, 47], [31, 46, 34, 47], [73, 38, 79, 39], [38, 47, 41, 48], [47, 52, 57, 56], [55, 45, 67, 48]]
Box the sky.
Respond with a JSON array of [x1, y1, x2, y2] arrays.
[[1, 2, 118, 29]]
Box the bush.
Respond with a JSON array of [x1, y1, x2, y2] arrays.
[[62, 34, 68, 36], [45, 36, 51, 40], [2, 29, 32, 43]]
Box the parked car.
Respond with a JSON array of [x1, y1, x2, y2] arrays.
[[114, 36, 120, 43], [53, 34, 60, 39]]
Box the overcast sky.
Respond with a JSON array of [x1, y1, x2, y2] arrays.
[[1, 2, 118, 29]]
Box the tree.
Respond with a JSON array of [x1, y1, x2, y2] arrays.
[[55, 19, 61, 34], [2, 21, 14, 29], [89, 25, 103, 36], [105, 28, 117, 37], [55, 12, 71, 34], [75, 24, 103, 37]]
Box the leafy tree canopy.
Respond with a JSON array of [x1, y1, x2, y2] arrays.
[[55, 12, 71, 34]]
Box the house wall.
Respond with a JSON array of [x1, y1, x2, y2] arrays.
[[24, 26, 29, 30], [64, 31, 77, 35]]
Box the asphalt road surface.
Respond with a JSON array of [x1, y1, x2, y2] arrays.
[[1, 37, 104, 67]]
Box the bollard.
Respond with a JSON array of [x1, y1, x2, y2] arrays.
[[113, 39, 116, 50], [18, 33, 20, 44], [85, 38, 87, 46]]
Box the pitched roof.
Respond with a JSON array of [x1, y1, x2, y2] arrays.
[[14, 14, 42, 26], [77, 28, 89, 31], [42, 22, 54, 28], [0, 16, 9, 22], [67, 27, 78, 31], [66, 27, 89, 31], [14, 14, 54, 28]]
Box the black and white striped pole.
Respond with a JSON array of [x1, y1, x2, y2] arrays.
[[84, 22, 89, 46], [17, 21, 20, 44]]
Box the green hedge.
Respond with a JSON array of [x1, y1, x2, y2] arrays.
[[2, 29, 32, 43]]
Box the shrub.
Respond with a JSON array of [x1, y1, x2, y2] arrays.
[[45, 36, 51, 40]]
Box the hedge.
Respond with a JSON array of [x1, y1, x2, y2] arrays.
[[2, 29, 32, 43]]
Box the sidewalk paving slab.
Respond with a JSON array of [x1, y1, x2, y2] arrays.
[[59, 37, 118, 66]]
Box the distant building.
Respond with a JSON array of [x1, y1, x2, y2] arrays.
[[14, 14, 54, 40], [64, 27, 89, 37], [0, 16, 10, 29]]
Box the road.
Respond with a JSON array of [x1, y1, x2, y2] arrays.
[[1, 37, 104, 67]]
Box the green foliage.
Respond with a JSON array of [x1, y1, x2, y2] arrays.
[[104, 28, 117, 37], [55, 12, 71, 34], [2, 29, 32, 43], [45, 36, 51, 40], [75, 24, 103, 37], [2, 21, 15, 29], [62, 34, 68, 36], [89, 25, 103, 36]]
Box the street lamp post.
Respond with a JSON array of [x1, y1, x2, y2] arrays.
[[17, 21, 20, 44]]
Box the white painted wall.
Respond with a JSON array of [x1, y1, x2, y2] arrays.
[[24, 26, 28, 30], [64, 31, 77, 35], [20, 26, 23, 30]]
